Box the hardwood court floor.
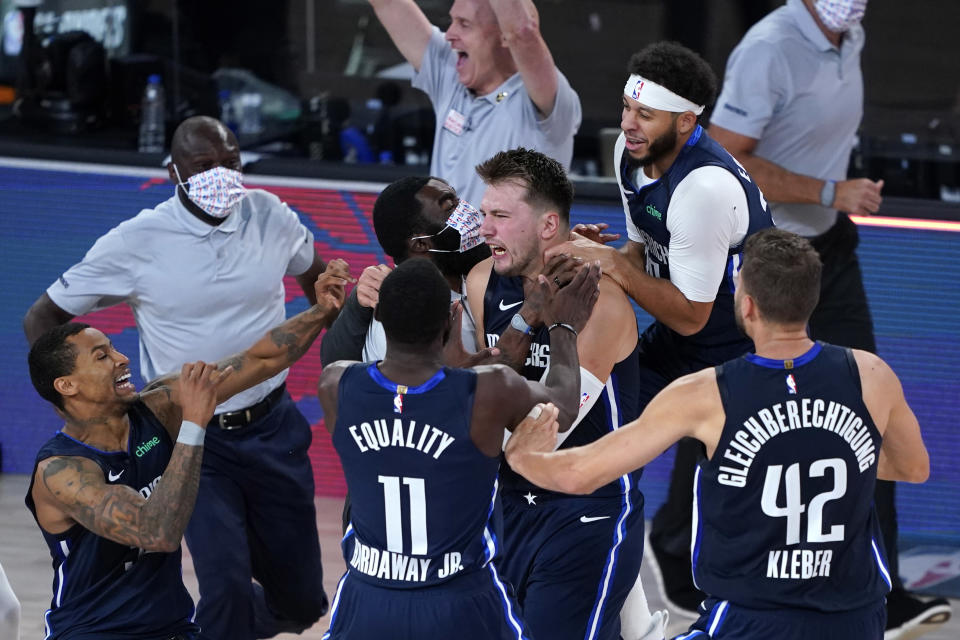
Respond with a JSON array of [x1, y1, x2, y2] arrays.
[[1, 473, 956, 639]]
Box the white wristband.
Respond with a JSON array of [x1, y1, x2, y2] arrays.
[[176, 420, 206, 447]]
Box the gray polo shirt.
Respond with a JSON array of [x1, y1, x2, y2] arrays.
[[711, 0, 864, 237], [47, 189, 315, 412], [413, 27, 581, 207]]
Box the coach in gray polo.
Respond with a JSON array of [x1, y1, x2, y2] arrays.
[[367, 0, 581, 207], [23, 116, 332, 640], [709, 1, 952, 636]]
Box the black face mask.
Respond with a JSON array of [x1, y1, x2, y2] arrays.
[[432, 241, 492, 279]]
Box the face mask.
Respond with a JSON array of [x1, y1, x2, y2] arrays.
[[412, 199, 485, 253], [173, 164, 247, 218], [814, 0, 867, 33]]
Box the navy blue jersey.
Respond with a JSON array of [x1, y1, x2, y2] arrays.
[[25, 401, 198, 640], [619, 126, 774, 374], [482, 271, 642, 498], [692, 343, 892, 612], [333, 363, 502, 589]]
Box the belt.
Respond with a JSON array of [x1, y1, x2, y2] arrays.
[[210, 383, 286, 430]]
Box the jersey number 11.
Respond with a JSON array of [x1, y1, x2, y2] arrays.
[[378, 475, 429, 555]]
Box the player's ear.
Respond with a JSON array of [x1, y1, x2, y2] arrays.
[[54, 375, 78, 400], [677, 111, 698, 135], [539, 210, 560, 240], [407, 234, 432, 256]]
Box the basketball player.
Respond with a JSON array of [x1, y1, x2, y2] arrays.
[[317, 257, 600, 639], [464, 148, 653, 640], [24, 261, 350, 639], [507, 229, 929, 640], [544, 42, 774, 628]]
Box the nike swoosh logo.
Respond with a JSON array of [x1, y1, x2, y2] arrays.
[[108, 469, 124, 482], [499, 300, 523, 311], [580, 515, 611, 523]]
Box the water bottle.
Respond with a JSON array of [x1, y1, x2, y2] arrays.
[[138, 74, 165, 153], [238, 92, 263, 135]]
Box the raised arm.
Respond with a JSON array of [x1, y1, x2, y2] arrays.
[[321, 264, 389, 365], [24, 293, 76, 345], [855, 350, 929, 483], [367, 0, 434, 70], [465, 263, 600, 456], [505, 368, 723, 494], [33, 362, 229, 551], [510, 262, 601, 425], [489, 0, 558, 116], [475, 254, 581, 372], [141, 260, 352, 431]]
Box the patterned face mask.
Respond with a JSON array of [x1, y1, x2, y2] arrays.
[[411, 199, 485, 253], [814, 0, 867, 33], [173, 164, 247, 218]]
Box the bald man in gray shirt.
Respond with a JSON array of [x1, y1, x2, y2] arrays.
[[709, 1, 951, 637], [366, 0, 581, 208]]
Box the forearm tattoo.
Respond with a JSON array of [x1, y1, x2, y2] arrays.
[[42, 445, 204, 551], [269, 304, 327, 365]]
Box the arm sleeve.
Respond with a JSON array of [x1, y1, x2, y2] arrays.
[[709, 39, 787, 139], [411, 27, 458, 107], [320, 289, 375, 366], [46, 226, 137, 316], [272, 198, 316, 276], [666, 166, 748, 303], [613, 133, 644, 243], [532, 70, 582, 145], [502, 366, 606, 449]]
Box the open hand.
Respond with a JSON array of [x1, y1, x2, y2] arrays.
[[541, 261, 601, 333], [520, 253, 583, 327], [179, 361, 234, 426], [572, 223, 620, 245]]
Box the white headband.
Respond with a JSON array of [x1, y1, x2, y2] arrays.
[[623, 74, 704, 116]]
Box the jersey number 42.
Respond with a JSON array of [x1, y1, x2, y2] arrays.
[[761, 458, 847, 546]]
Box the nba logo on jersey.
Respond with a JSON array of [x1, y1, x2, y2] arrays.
[[579, 391, 591, 409], [631, 80, 644, 100], [393, 393, 403, 414], [786, 374, 798, 395]]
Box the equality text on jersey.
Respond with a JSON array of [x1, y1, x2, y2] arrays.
[[345, 418, 456, 459]]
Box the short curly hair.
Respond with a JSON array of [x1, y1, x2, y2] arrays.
[[372, 176, 435, 263], [29, 322, 91, 411], [627, 41, 717, 119]]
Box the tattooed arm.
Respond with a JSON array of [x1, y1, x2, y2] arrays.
[[141, 259, 351, 435], [31, 362, 228, 551]]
